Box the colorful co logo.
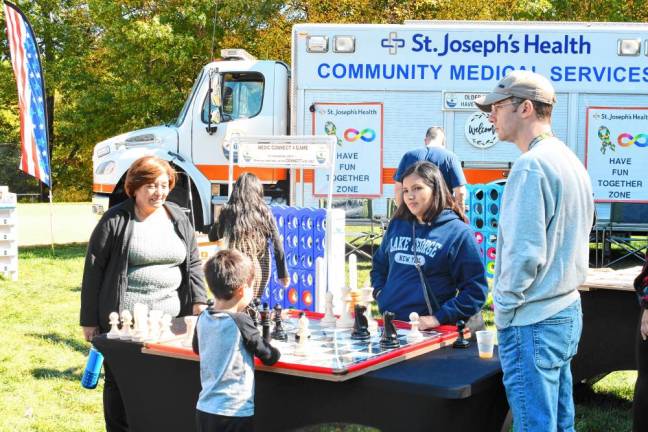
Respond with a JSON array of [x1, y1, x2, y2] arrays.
[[343, 128, 376, 142], [618, 133, 648, 148]]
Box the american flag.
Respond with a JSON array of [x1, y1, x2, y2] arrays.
[[3, 1, 51, 187]]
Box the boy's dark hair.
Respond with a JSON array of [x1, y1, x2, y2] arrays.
[[203, 249, 254, 300]]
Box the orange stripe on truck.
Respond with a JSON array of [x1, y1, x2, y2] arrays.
[[93, 183, 116, 193], [464, 169, 509, 184], [195, 165, 288, 182], [190, 166, 507, 186]]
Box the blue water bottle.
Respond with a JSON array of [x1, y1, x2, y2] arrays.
[[81, 345, 104, 389]]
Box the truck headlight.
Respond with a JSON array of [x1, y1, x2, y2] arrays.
[[96, 160, 116, 175], [96, 145, 110, 158], [125, 134, 157, 146]]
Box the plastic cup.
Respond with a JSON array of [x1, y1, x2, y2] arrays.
[[476, 330, 495, 359]]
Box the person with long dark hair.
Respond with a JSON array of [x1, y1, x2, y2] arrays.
[[208, 173, 289, 298], [633, 252, 648, 431], [370, 161, 487, 329]]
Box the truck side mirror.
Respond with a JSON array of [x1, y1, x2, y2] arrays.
[[207, 70, 222, 134], [210, 74, 222, 107]]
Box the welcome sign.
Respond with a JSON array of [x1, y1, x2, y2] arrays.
[[585, 107, 648, 203], [311, 102, 383, 197]]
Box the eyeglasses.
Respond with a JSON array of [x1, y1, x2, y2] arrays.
[[490, 100, 523, 114]]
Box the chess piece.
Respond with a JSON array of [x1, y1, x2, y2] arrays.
[[320, 292, 337, 327], [159, 314, 174, 340], [147, 310, 163, 343], [360, 285, 378, 333], [295, 312, 311, 341], [132, 303, 149, 342], [271, 304, 287, 341], [452, 320, 470, 349], [260, 303, 272, 342], [336, 287, 354, 329], [248, 298, 262, 328], [295, 312, 310, 356], [380, 311, 400, 349], [351, 304, 370, 340], [407, 312, 423, 342], [107, 312, 121, 339], [119, 310, 133, 340], [348, 253, 358, 291], [182, 315, 197, 347]]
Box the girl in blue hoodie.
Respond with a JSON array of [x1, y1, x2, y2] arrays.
[[371, 161, 487, 329]]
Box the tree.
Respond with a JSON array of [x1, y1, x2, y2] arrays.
[[2, 0, 646, 200]]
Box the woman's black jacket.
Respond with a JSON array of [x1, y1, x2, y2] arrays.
[[80, 198, 207, 332]]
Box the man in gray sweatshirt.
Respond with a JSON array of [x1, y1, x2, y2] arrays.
[[475, 71, 594, 432]]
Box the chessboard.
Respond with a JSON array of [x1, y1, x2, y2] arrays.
[[142, 310, 467, 381]]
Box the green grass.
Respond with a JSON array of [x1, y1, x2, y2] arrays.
[[0, 244, 104, 431], [0, 240, 639, 431]]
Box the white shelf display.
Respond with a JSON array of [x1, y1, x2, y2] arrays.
[[0, 186, 18, 281]]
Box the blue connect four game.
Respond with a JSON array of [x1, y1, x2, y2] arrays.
[[465, 183, 504, 287], [262, 206, 327, 312]]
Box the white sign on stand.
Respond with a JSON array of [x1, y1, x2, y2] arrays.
[[236, 136, 333, 168], [585, 107, 648, 203], [311, 102, 383, 197]]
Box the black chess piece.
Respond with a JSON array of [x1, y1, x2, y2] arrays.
[[380, 311, 400, 349], [248, 298, 262, 327], [271, 304, 287, 341], [260, 303, 271, 342], [452, 319, 470, 349], [351, 304, 370, 340]]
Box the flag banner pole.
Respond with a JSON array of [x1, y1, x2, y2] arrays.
[[48, 189, 55, 254], [4, 0, 55, 254]]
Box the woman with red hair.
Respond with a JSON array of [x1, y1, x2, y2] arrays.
[[80, 155, 207, 431]]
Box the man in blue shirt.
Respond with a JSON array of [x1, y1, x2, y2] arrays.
[[393, 127, 466, 207]]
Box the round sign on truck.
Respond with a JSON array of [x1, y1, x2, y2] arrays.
[[465, 112, 498, 149]]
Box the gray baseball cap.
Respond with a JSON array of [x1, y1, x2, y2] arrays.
[[475, 70, 556, 112]]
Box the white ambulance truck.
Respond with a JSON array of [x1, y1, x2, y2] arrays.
[[91, 21, 648, 230]]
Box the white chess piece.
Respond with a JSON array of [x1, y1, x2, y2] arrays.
[[147, 310, 163, 342], [119, 310, 133, 340], [361, 285, 378, 333], [107, 312, 121, 339], [159, 314, 174, 340], [182, 315, 198, 347], [407, 312, 423, 342], [295, 313, 311, 356], [336, 287, 354, 329], [348, 254, 358, 291], [320, 292, 337, 327], [132, 303, 149, 342]]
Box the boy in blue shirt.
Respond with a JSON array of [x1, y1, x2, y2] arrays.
[[192, 249, 280, 431]]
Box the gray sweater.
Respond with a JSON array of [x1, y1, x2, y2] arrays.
[[494, 136, 594, 329]]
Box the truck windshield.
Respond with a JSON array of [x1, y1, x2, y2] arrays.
[[176, 68, 204, 127], [202, 72, 264, 123]]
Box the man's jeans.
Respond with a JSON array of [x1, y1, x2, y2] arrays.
[[497, 300, 582, 432]]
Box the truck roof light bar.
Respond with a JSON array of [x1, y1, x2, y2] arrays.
[[306, 36, 329, 53], [333, 36, 355, 53], [617, 39, 641, 56], [220, 49, 257, 62]]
